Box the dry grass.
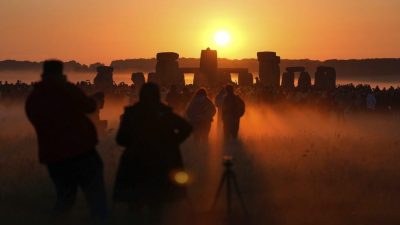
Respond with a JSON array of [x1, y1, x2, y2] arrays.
[[1, 101, 400, 225]]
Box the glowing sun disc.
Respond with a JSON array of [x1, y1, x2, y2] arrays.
[[214, 31, 231, 46]]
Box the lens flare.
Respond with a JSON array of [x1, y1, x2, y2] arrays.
[[174, 171, 190, 185]]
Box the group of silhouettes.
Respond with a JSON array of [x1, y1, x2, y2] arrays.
[[166, 84, 245, 143], [25, 60, 246, 224]]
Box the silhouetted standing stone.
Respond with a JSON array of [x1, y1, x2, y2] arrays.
[[281, 72, 295, 89], [94, 66, 114, 93], [298, 71, 311, 91], [286, 67, 306, 73], [193, 72, 204, 87], [218, 71, 232, 86], [200, 48, 218, 86], [131, 72, 145, 87], [315, 66, 336, 90], [147, 72, 159, 84], [238, 72, 253, 86], [156, 52, 184, 87], [257, 52, 281, 88]]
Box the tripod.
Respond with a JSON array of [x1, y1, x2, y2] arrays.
[[212, 156, 250, 224]]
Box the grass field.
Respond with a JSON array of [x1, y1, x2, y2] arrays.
[[1, 100, 400, 225]]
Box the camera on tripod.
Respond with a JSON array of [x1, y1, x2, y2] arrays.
[[223, 156, 233, 168], [212, 155, 250, 223]]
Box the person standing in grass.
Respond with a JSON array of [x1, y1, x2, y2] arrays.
[[25, 60, 108, 222]]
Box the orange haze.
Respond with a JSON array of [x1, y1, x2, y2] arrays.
[[1, 0, 399, 64]]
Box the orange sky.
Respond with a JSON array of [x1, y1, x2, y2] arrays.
[[0, 0, 399, 64]]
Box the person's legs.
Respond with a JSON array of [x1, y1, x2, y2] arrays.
[[223, 120, 234, 141], [47, 164, 78, 215], [231, 119, 240, 139], [77, 151, 109, 221]]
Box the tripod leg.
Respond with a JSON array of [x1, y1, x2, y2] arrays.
[[211, 172, 227, 209], [231, 173, 250, 219], [226, 172, 233, 224]]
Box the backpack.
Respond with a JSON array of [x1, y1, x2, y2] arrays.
[[234, 96, 245, 117]]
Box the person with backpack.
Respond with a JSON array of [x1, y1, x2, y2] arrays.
[[221, 85, 245, 140], [185, 88, 216, 143], [114, 83, 192, 224]]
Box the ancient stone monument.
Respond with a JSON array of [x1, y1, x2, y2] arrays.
[[281, 67, 311, 91], [94, 66, 114, 92], [281, 72, 295, 89], [238, 72, 253, 86], [257, 52, 281, 88], [315, 66, 336, 90], [199, 48, 218, 86], [286, 67, 306, 73], [131, 72, 145, 87], [147, 72, 159, 84], [298, 71, 311, 91], [156, 52, 184, 87], [193, 71, 204, 87], [180, 48, 251, 87], [218, 71, 232, 85]]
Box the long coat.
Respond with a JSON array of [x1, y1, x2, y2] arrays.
[[114, 102, 192, 204], [25, 80, 98, 164]]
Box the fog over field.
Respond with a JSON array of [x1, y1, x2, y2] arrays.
[[1, 71, 400, 89], [1, 96, 400, 225]]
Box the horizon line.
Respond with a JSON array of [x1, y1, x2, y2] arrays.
[[1, 57, 400, 66]]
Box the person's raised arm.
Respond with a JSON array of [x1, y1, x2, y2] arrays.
[[171, 114, 192, 144], [67, 84, 97, 114]]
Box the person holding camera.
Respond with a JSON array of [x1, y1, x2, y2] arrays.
[[25, 60, 108, 222]]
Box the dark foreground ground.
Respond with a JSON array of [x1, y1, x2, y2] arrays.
[[1, 100, 400, 225]]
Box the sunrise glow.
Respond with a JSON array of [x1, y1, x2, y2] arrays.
[[214, 31, 231, 46]]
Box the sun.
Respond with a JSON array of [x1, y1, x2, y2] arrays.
[[214, 31, 231, 46]]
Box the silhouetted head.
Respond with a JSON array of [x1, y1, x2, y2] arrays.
[[41, 60, 66, 82], [195, 88, 207, 98], [225, 85, 234, 95], [140, 82, 161, 104]]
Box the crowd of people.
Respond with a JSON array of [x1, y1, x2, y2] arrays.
[[3, 60, 400, 224], [2, 75, 400, 118], [24, 60, 246, 224]]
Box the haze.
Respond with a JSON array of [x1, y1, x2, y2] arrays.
[[1, 0, 400, 64]]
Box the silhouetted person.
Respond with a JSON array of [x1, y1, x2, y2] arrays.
[[185, 88, 216, 143], [89, 92, 108, 136], [166, 85, 182, 113], [366, 91, 377, 111], [25, 60, 108, 222], [221, 85, 245, 140], [114, 82, 192, 224], [215, 87, 226, 125]]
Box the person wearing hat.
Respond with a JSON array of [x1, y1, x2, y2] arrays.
[[25, 60, 108, 221]]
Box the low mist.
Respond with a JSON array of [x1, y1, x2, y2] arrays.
[[2, 97, 400, 224]]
